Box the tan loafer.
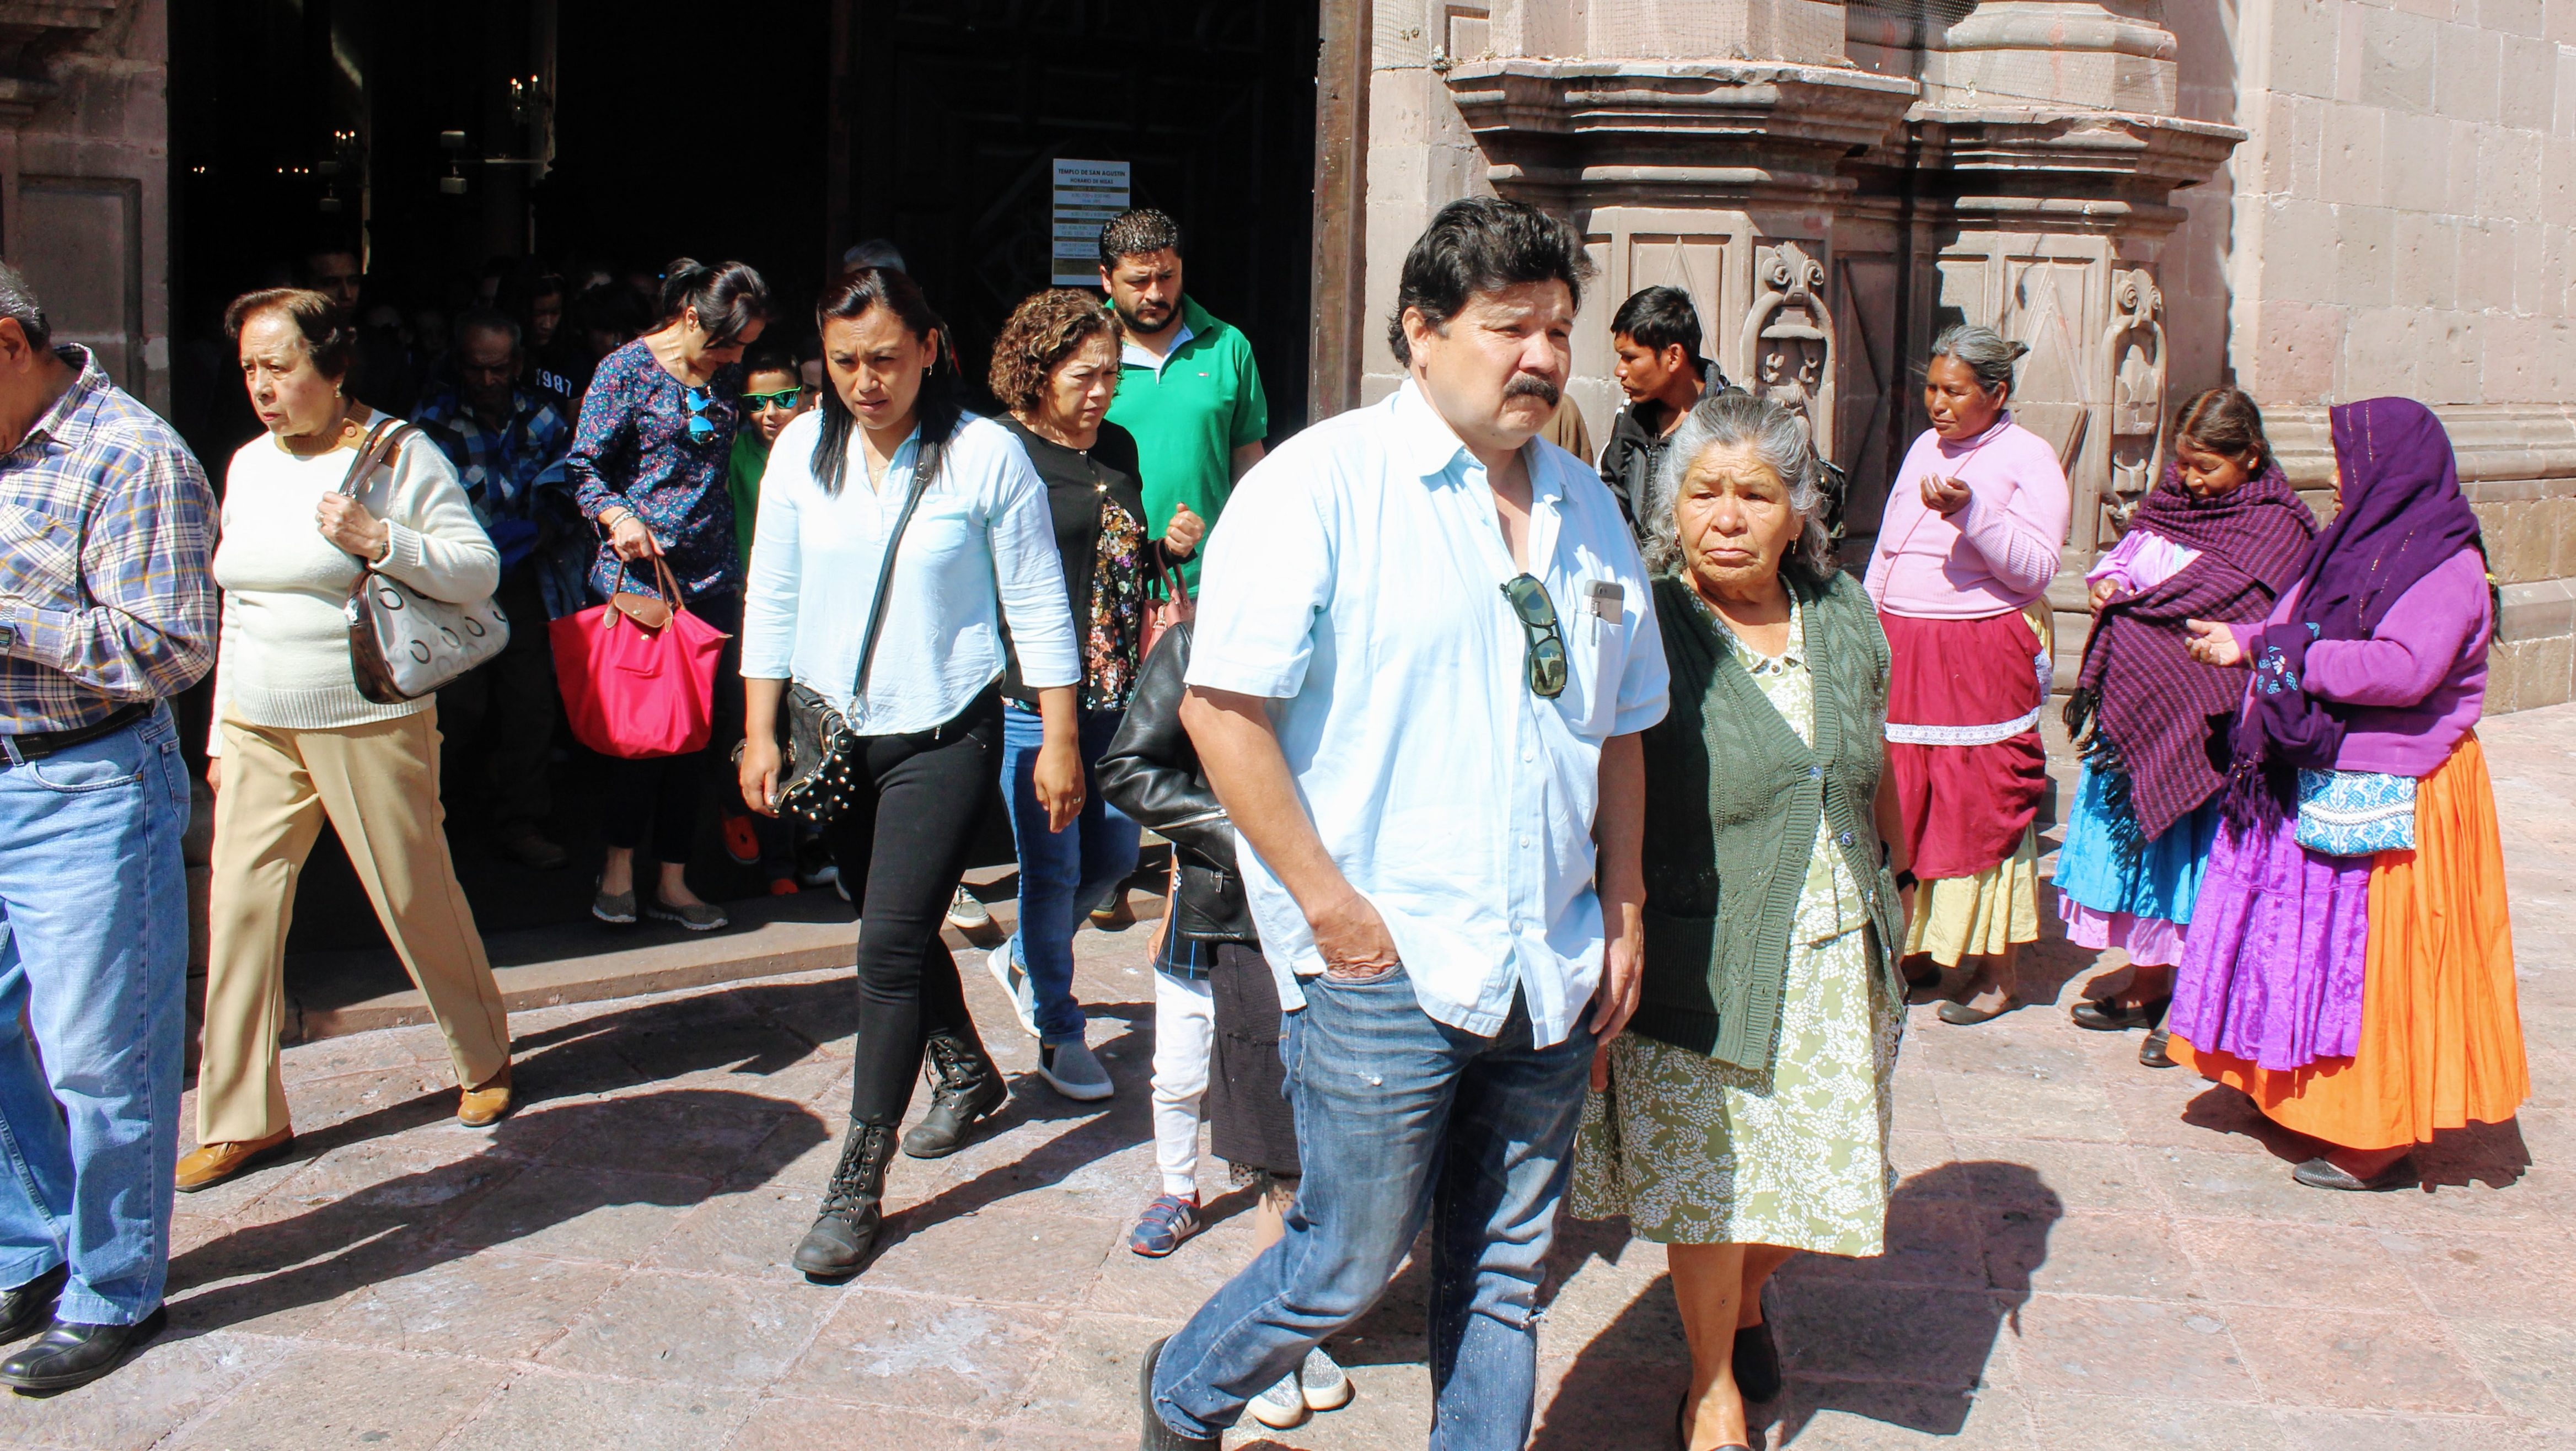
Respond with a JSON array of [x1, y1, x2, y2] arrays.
[[175, 1127, 295, 1192], [458, 1068, 513, 1128]]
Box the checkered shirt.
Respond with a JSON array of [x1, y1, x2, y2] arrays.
[[0, 347, 218, 734]]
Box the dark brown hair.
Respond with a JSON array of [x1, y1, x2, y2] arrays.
[[811, 266, 960, 498], [657, 257, 771, 346], [223, 287, 356, 378], [989, 289, 1121, 415], [2174, 385, 2272, 476]]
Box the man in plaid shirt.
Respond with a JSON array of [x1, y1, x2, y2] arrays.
[[0, 263, 215, 1391], [415, 308, 576, 869]]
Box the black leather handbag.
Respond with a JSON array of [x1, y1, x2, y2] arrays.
[[772, 442, 937, 825]]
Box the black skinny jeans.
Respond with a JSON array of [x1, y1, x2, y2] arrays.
[[824, 689, 1002, 1128]]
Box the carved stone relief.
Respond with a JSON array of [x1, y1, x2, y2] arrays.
[[2101, 267, 2166, 539], [1742, 241, 1837, 464]]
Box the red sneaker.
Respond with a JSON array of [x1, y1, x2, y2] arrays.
[[720, 815, 760, 866]]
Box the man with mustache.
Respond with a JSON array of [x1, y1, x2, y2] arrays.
[[1097, 209, 1267, 589], [1139, 196, 1668, 1450]]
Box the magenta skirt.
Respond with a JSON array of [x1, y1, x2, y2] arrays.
[[2167, 811, 2371, 1072]]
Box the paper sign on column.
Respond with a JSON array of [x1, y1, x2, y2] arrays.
[[1052, 159, 1131, 286]]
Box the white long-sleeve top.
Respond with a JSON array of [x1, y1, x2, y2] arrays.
[[740, 410, 1078, 733], [208, 419, 500, 754]]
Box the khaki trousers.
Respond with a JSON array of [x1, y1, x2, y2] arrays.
[[200, 707, 511, 1143]]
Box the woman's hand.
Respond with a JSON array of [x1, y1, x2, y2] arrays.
[[1920, 475, 1972, 517], [605, 509, 662, 562], [738, 738, 782, 818], [206, 757, 222, 793], [1162, 503, 1206, 559], [1034, 736, 1084, 832], [315, 493, 391, 560], [2185, 619, 2244, 667], [2088, 577, 2121, 615]]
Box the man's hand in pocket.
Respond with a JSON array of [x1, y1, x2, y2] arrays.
[[1311, 891, 1401, 980]]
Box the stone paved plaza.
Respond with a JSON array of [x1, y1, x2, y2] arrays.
[[6, 709, 2574, 1451]]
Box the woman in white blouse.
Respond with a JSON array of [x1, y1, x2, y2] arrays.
[[737, 267, 1082, 1279], [179, 288, 514, 1196]]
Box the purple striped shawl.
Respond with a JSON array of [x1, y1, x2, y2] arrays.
[[2069, 462, 2316, 841]]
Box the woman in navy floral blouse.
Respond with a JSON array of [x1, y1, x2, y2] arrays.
[[567, 257, 770, 930]]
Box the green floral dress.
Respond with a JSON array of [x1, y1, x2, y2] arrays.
[[1570, 597, 1904, 1255]]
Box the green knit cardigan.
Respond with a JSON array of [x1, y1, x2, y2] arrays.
[[1633, 565, 1904, 1072]]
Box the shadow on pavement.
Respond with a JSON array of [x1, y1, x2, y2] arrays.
[[1534, 1161, 2062, 1449], [165, 1087, 829, 1337]]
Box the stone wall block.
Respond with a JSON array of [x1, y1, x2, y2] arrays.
[[2480, 0, 2548, 34], [2322, 102, 2389, 206], [2272, 0, 2344, 100], [2530, 635, 2575, 708], [2362, 8, 2443, 110], [2498, 34, 2561, 130], [1372, 0, 1442, 72], [2457, 219, 2516, 313], [2436, 22, 2507, 119], [2550, 0, 2576, 42], [2382, 105, 2454, 211], [2544, 138, 2576, 230], [2514, 221, 2567, 317], [2558, 41, 2576, 132], [2475, 125, 2546, 220], [2345, 305, 2425, 399], [2431, 309, 2488, 402], [2552, 487, 2576, 576], [2393, 211, 2462, 308], [2446, 117, 2486, 213], [2270, 196, 2342, 304], [2334, 203, 2397, 307], [2250, 298, 2344, 401]]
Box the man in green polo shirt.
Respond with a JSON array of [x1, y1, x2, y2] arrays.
[[1098, 209, 1267, 584]]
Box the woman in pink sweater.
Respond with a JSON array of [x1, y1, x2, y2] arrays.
[[1864, 325, 2071, 1024]]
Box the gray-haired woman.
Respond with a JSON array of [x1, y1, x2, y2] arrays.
[[1571, 390, 1913, 1451]]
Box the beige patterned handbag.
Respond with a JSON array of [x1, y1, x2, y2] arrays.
[[337, 418, 511, 704]]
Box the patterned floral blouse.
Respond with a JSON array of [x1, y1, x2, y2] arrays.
[[567, 337, 745, 604], [1000, 417, 1177, 712]]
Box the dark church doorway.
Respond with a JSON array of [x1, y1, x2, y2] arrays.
[[840, 0, 1321, 427]]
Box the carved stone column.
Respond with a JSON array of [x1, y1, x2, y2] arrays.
[[1446, 55, 1919, 493]]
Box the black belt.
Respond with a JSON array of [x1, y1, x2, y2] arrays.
[[7, 702, 151, 762]]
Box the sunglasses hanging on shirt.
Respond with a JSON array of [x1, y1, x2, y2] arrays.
[[1500, 573, 1568, 699], [683, 384, 718, 442]]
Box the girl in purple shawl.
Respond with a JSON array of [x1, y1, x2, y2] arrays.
[[2054, 389, 2316, 1066]]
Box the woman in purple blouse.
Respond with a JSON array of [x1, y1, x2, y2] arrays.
[[2171, 397, 2528, 1193], [567, 258, 771, 930]]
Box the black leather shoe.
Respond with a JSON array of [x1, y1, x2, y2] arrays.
[[2138, 1028, 2177, 1068], [901, 1030, 1008, 1159], [2070, 995, 2169, 1032], [0, 1307, 166, 1392], [1140, 1336, 1221, 1450], [2291, 1154, 2414, 1192], [1936, 997, 2019, 1026], [792, 1123, 895, 1279], [0, 1266, 66, 1344], [1733, 1313, 1781, 1402]]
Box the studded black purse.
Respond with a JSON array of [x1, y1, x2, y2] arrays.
[[772, 442, 938, 825]]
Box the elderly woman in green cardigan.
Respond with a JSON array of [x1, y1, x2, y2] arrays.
[[1572, 390, 1915, 1451]]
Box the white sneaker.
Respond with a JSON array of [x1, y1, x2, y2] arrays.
[[984, 943, 1039, 1038], [1299, 1346, 1352, 1412], [946, 884, 993, 931], [1247, 1367, 1308, 1429]]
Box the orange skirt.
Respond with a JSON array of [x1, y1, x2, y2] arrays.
[[2174, 733, 2527, 1151]]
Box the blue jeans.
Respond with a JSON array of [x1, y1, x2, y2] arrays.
[[0, 705, 190, 1325], [1151, 966, 1596, 1446], [999, 702, 1140, 1043]]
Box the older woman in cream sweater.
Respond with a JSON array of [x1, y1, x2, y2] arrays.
[[179, 288, 513, 1194]]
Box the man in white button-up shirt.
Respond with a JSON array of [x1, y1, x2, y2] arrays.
[[1140, 199, 1669, 1449]]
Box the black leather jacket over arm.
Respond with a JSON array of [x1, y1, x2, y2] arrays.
[[1096, 622, 1257, 945]]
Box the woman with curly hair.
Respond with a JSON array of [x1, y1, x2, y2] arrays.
[[981, 288, 1205, 1104]]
